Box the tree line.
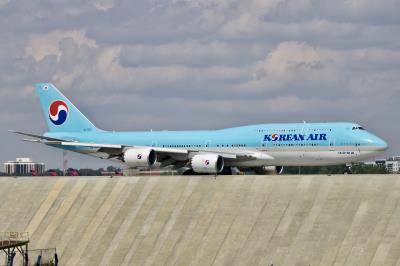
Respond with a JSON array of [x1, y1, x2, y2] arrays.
[[0, 164, 390, 176], [283, 164, 388, 175]]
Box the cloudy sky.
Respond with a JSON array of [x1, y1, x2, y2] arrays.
[[1, 0, 399, 169]]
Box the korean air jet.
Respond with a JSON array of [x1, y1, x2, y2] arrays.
[[12, 83, 388, 175]]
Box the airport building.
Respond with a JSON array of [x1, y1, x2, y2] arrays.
[[4, 158, 45, 176], [386, 160, 400, 173], [364, 156, 400, 173]]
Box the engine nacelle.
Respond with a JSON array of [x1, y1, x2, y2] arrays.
[[191, 154, 224, 174], [254, 166, 283, 175], [123, 148, 157, 168]]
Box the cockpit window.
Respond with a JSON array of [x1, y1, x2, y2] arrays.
[[352, 126, 365, 130]]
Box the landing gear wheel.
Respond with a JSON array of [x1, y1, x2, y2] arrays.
[[344, 166, 353, 174]]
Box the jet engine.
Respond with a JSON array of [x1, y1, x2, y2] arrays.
[[253, 166, 283, 175], [123, 148, 157, 167], [191, 154, 224, 174]]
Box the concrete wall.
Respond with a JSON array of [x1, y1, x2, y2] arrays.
[[1, 175, 400, 265]]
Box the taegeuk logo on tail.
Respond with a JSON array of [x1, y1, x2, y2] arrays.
[[49, 100, 69, 125]]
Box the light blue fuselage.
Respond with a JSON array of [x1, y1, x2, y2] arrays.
[[45, 122, 387, 167]]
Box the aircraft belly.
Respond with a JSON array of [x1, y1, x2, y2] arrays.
[[263, 149, 366, 166]]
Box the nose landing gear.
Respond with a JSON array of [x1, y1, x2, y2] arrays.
[[344, 164, 353, 174]]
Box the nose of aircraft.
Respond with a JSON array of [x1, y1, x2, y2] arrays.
[[376, 137, 389, 151], [369, 134, 388, 151], [361, 131, 388, 151]]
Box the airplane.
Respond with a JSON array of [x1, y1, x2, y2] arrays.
[[11, 83, 388, 175]]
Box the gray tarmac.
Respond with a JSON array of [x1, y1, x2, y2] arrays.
[[1, 175, 400, 265]]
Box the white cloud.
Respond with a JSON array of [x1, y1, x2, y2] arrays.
[[119, 42, 269, 67], [94, 0, 114, 11], [25, 30, 97, 61], [238, 42, 343, 94]]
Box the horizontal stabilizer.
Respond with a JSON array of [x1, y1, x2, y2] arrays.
[[9, 130, 62, 141]]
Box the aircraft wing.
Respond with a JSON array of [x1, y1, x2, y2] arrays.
[[25, 139, 270, 161], [11, 131, 188, 161], [11, 131, 272, 167]]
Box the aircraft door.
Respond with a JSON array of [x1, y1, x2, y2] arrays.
[[329, 138, 335, 151], [356, 144, 361, 156], [205, 140, 211, 148]]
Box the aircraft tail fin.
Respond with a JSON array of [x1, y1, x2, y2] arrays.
[[35, 83, 101, 133]]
